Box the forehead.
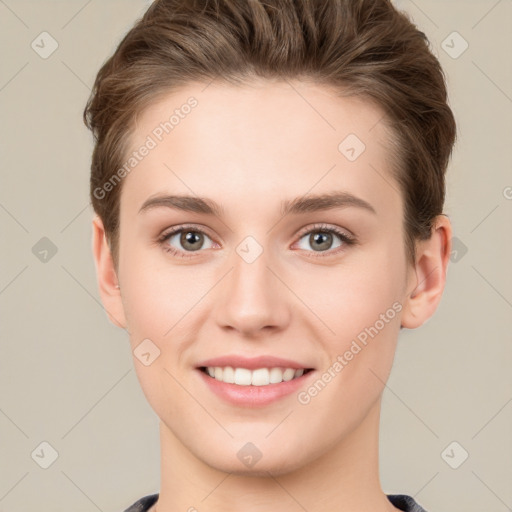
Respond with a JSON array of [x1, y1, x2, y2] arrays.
[[120, 80, 401, 224]]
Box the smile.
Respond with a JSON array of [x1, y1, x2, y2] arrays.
[[200, 366, 314, 386]]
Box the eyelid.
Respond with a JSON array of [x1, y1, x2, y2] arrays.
[[295, 222, 355, 240], [158, 223, 217, 242]]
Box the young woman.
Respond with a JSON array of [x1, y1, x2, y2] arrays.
[[84, 1, 456, 511]]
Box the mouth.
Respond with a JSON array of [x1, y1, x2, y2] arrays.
[[198, 366, 315, 386]]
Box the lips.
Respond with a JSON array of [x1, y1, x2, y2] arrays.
[[196, 361, 316, 407], [196, 355, 314, 371]]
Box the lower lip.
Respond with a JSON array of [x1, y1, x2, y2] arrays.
[[196, 368, 315, 407]]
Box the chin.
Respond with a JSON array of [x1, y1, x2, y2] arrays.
[[199, 446, 310, 477]]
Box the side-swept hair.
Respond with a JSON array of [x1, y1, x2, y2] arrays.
[[84, 0, 456, 267]]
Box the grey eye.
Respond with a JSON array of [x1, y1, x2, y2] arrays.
[[296, 231, 343, 252], [166, 230, 214, 252]]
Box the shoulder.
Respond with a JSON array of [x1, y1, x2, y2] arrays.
[[123, 493, 159, 512], [387, 494, 429, 512]]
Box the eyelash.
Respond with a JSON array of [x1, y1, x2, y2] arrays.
[[157, 223, 357, 260]]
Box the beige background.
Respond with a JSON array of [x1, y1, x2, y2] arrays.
[[1, 0, 511, 511]]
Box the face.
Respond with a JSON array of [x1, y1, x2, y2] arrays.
[[108, 80, 414, 475]]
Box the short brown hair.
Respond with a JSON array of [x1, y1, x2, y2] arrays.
[[84, 0, 456, 268]]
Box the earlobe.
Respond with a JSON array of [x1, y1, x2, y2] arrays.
[[400, 215, 452, 330], [91, 215, 127, 330]]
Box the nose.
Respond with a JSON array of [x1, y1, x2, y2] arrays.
[[214, 243, 291, 337]]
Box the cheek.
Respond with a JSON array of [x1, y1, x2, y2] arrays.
[[122, 265, 196, 416], [300, 251, 403, 341], [299, 247, 404, 390], [119, 251, 212, 391], [118, 242, 198, 331], [299, 270, 401, 435]]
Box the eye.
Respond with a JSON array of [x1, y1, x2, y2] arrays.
[[294, 223, 356, 256], [158, 225, 216, 258], [157, 222, 357, 259]]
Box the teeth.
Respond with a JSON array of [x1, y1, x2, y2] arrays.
[[204, 366, 307, 386]]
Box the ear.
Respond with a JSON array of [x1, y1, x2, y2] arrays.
[[91, 215, 127, 330], [400, 215, 452, 329]]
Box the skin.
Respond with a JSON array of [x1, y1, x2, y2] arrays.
[[92, 79, 451, 512]]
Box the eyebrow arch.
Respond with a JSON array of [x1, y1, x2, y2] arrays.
[[281, 191, 376, 216], [138, 191, 377, 217], [139, 194, 224, 217]]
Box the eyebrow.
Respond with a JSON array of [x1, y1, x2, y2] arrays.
[[138, 191, 377, 217]]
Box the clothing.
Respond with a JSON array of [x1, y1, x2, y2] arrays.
[[123, 492, 428, 511]]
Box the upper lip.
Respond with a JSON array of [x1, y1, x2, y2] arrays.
[[196, 355, 315, 370]]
